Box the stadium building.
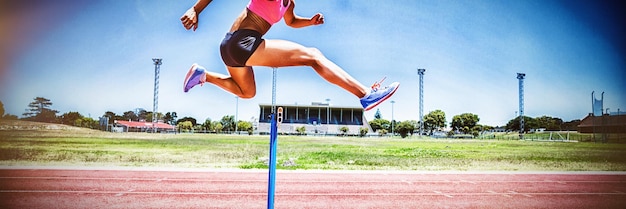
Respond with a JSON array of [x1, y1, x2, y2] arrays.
[[257, 102, 371, 135]]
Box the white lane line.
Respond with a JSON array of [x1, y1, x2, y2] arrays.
[[543, 179, 568, 184], [1, 190, 625, 196], [433, 191, 453, 198], [2, 176, 624, 184], [460, 179, 477, 184], [115, 189, 135, 197], [509, 191, 533, 198], [488, 190, 511, 197]]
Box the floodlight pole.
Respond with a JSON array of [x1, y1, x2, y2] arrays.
[[235, 96, 239, 133], [517, 73, 525, 139], [391, 100, 395, 137], [325, 98, 331, 128], [152, 58, 162, 133], [417, 69, 425, 136]]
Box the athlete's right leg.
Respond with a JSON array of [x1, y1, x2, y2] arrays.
[[246, 39, 399, 111], [246, 39, 369, 98]]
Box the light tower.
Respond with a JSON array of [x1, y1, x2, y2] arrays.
[[417, 69, 425, 136], [517, 73, 525, 139], [391, 100, 395, 137], [235, 96, 239, 133], [152, 58, 162, 133]]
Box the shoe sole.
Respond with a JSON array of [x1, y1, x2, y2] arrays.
[[364, 83, 399, 111], [183, 63, 199, 92]]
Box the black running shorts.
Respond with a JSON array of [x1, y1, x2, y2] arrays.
[[220, 29, 264, 67]]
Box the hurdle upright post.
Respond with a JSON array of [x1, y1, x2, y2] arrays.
[[267, 67, 278, 209]]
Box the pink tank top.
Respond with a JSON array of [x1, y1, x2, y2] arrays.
[[247, 0, 290, 25]]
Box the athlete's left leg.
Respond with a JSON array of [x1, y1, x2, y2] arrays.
[[183, 64, 256, 99]]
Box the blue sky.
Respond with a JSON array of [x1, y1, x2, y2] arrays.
[[1, 0, 624, 126]]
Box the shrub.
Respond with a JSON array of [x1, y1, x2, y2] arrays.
[[339, 126, 349, 136], [359, 127, 368, 137], [296, 126, 306, 135]]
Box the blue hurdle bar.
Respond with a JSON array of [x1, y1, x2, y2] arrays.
[[267, 112, 278, 209], [267, 67, 278, 209]]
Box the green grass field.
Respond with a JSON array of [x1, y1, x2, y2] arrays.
[[1, 120, 625, 171]]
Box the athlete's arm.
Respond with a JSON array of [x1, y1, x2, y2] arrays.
[[181, 0, 213, 31], [284, 0, 324, 28]]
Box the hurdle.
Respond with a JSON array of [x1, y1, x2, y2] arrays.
[[267, 67, 282, 209]]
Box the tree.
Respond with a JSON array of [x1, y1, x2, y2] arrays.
[[506, 116, 540, 133], [396, 121, 416, 138], [178, 121, 193, 132], [374, 108, 382, 119], [145, 112, 162, 122], [193, 124, 204, 132], [535, 116, 564, 131], [0, 100, 4, 118], [102, 111, 122, 124], [450, 113, 479, 134], [3, 114, 18, 120], [423, 110, 446, 135], [562, 119, 581, 131], [136, 109, 148, 121], [0, 100, 16, 120], [220, 115, 236, 132], [22, 97, 58, 123], [202, 118, 213, 132], [177, 117, 197, 127], [60, 112, 83, 125], [390, 119, 397, 134], [476, 125, 494, 136], [237, 120, 253, 134], [212, 121, 223, 133], [56, 111, 101, 129], [163, 112, 178, 125], [368, 118, 390, 132], [122, 111, 138, 121], [80, 117, 99, 129]]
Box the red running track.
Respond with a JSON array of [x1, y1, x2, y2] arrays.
[[0, 168, 625, 209]]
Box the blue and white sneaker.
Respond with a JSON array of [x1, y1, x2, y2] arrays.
[[183, 63, 206, 92], [360, 78, 399, 111]]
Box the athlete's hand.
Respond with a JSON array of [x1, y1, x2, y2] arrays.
[[181, 7, 199, 31], [311, 13, 324, 25]]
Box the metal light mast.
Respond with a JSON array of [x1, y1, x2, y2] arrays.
[[417, 69, 425, 136], [235, 96, 239, 133], [391, 100, 395, 136], [517, 73, 525, 139], [152, 58, 162, 133]]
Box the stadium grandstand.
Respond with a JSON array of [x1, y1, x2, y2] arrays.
[[257, 102, 371, 135]]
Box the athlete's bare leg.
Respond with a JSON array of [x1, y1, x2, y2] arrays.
[[202, 66, 256, 99], [245, 39, 369, 98], [199, 39, 368, 99]]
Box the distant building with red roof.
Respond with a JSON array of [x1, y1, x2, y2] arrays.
[[577, 114, 626, 134], [113, 120, 175, 133]]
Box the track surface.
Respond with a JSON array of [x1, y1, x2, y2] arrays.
[[1, 168, 625, 208]]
